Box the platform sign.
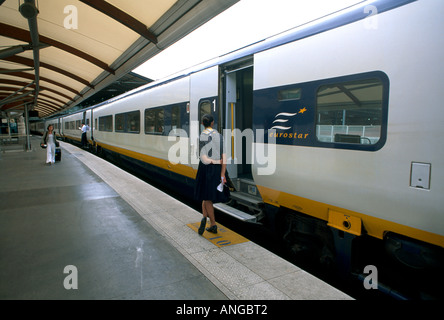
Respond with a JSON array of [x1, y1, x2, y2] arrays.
[[187, 222, 249, 247]]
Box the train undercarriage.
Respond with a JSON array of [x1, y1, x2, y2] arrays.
[[273, 206, 444, 300]]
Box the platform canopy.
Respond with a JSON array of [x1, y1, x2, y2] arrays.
[[0, 0, 238, 118]]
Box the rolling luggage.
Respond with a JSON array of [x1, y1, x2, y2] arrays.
[[55, 147, 62, 162]]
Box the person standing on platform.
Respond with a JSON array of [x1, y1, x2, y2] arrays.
[[41, 124, 59, 165], [194, 114, 228, 235], [80, 122, 89, 148]]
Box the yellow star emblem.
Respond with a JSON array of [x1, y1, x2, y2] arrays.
[[299, 107, 307, 114]]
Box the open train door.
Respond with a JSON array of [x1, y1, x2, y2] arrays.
[[221, 57, 254, 181], [217, 57, 263, 222]]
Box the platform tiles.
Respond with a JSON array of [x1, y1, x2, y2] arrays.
[[60, 141, 352, 300]]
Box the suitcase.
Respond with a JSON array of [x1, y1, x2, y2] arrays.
[[55, 147, 62, 162]]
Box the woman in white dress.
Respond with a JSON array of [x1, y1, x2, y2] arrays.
[[41, 124, 59, 165]]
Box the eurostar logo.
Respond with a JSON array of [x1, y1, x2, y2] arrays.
[[270, 107, 308, 130]]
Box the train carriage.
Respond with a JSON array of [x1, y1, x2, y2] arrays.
[[61, 111, 93, 144]]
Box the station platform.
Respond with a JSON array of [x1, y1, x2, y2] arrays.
[[0, 136, 353, 300]]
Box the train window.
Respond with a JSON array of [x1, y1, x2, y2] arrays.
[[168, 103, 190, 137], [99, 115, 113, 132], [76, 120, 81, 129], [199, 100, 213, 133], [115, 111, 140, 133], [115, 113, 125, 132], [145, 108, 164, 135], [278, 88, 302, 101], [171, 106, 181, 132], [316, 77, 384, 146], [126, 111, 140, 133]]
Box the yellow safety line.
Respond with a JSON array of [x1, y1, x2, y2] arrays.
[[187, 221, 249, 247]]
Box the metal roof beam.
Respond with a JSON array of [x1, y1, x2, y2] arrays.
[[37, 97, 63, 110], [0, 22, 115, 74], [3, 56, 94, 89], [79, 0, 158, 44], [0, 100, 32, 112], [0, 80, 34, 103], [0, 86, 69, 107], [2, 70, 81, 97], [34, 99, 61, 111], [0, 78, 73, 102], [0, 68, 34, 74], [0, 90, 34, 107], [0, 44, 32, 59]]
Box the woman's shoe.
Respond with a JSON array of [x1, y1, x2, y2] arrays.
[[206, 225, 217, 234], [198, 217, 207, 235]]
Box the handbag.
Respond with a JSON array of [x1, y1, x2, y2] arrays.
[[218, 132, 235, 192], [224, 170, 236, 192], [216, 174, 231, 203]]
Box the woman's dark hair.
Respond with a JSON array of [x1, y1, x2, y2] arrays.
[[202, 114, 214, 128], [47, 124, 53, 130]]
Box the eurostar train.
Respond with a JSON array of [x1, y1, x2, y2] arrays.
[[35, 0, 444, 298]]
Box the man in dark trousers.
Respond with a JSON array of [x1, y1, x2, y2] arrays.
[[80, 122, 89, 148]]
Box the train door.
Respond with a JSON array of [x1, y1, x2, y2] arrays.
[[189, 66, 220, 170], [90, 108, 94, 143], [221, 58, 254, 180], [218, 57, 263, 222], [82, 110, 93, 144]]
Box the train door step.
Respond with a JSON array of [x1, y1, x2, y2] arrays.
[[230, 191, 262, 207], [214, 203, 257, 223]]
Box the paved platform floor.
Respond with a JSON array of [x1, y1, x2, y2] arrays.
[[0, 137, 352, 300], [0, 139, 226, 300]]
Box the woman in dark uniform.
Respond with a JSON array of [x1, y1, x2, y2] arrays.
[[194, 114, 228, 235]]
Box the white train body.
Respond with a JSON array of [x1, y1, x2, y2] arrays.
[[92, 77, 195, 176], [252, 0, 444, 247]]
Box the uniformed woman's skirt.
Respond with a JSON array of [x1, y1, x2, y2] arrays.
[[194, 161, 229, 203]]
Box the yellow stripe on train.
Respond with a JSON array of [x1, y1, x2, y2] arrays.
[[257, 185, 444, 248]]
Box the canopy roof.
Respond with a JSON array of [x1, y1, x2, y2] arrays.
[[0, 0, 238, 118]]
